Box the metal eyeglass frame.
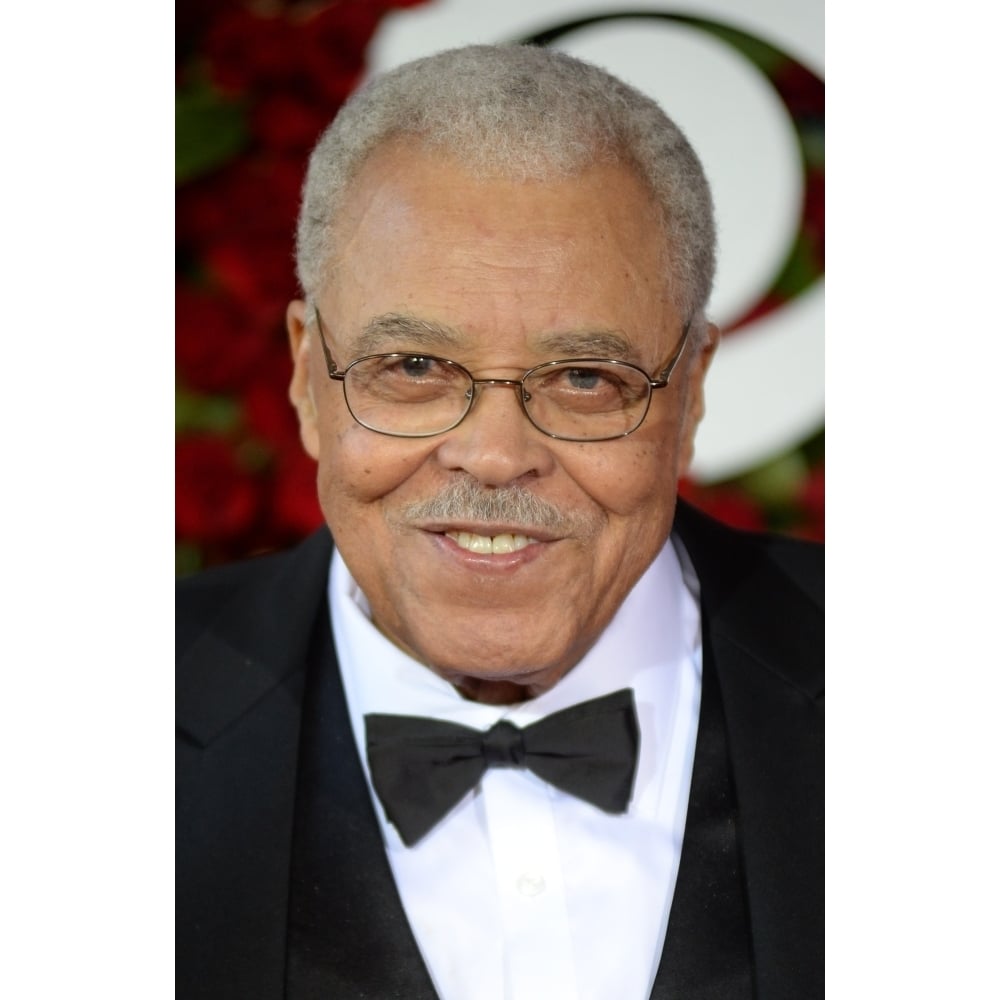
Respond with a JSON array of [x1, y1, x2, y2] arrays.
[[312, 307, 691, 442]]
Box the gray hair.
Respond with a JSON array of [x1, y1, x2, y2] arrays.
[[296, 44, 716, 335]]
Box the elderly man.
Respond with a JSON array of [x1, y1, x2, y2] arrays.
[[177, 44, 822, 1000]]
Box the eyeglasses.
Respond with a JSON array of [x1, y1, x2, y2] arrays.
[[313, 309, 691, 443]]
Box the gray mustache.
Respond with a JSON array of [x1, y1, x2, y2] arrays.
[[400, 480, 580, 534]]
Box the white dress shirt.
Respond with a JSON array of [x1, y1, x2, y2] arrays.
[[329, 538, 702, 1000]]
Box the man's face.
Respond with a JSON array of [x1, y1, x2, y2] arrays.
[[288, 142, 716, 702]]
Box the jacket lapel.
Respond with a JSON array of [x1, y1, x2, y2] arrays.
[[284, 592, 438, 999], [650, 618, 754, 1000]]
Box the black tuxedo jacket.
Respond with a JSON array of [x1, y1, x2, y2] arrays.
[[177, 501, 823, 999]]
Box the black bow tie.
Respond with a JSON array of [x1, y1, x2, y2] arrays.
[[365, 688, 639, 846]]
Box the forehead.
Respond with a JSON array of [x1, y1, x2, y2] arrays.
[[322, 142, 680, 361]]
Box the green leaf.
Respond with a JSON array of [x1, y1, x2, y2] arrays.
[[176, 542, 204, 576], [176, 387, 242, 434], [737, 450, 810, 507], [694, 23, 785, 76], [176, 83, 248, 184]]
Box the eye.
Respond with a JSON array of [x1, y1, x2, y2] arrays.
[[528, 363, 648, 413], [565, 367, 607, 391], [354, 354, 468, 404], [550, 365, 629, 398], [372, 355, 453, 383], [397, 356, 437, 378]]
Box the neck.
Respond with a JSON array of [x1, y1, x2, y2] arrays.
[[452, 676, 545, 705]]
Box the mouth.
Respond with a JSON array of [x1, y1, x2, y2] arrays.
[[444, 529, 538, 554]]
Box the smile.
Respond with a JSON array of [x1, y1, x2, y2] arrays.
[[445, 530, 538, 554]]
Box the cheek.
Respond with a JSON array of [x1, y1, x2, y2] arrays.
[[562, 436, 680, 520], [314, 419, 435, 512]]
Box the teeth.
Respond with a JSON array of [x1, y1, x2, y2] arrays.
[[447, 531, 536, 554]]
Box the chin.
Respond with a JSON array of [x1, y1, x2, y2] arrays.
[[417, 629, 583, 693]]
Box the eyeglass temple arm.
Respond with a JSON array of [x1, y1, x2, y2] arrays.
[[312, 308, 346, 381], [649, 320, 692, 389]]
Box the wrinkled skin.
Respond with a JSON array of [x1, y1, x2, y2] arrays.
[[288, 142, 717, 703]]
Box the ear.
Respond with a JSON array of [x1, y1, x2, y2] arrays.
[[286, 299, 320, 460], [677, 322, 720, 477]]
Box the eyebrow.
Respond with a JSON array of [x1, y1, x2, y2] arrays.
[[532, 330, 636, 361], [353, 314, 464, 355], [349, 314, 638, 363]]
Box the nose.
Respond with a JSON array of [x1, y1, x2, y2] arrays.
[[433, 379, 556, 487]]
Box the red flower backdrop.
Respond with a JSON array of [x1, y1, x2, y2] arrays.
[[176, 0, 823, 574], [176, 0, 431, 573]]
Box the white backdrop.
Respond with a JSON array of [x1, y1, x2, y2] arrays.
[[367, 0, 824, 481]]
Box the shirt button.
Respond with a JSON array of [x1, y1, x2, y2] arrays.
[[516, 872, 546, 897]]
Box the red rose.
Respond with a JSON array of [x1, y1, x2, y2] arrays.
[[794, 462, 825, 541], [203, 235, 296, 327], [770, 59, 824, 122], [722, 291, 788, 335], [204, 8, 300, 95], [185, 158, 302, 310], [176, 282, 277, 394], [242, 344, 300, 450], [271, 446, 324, 537], [678, 479, 768, 532], [177, 156, 302, 253], [177, 162, 244, 249], [176, 433, 261, 543], [298, 2, 383, 106], [177, 0, 243, 64], [802, 168, 825, 270], [251, 93, 332, 152]]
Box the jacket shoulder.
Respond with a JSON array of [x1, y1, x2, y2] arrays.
[[672, 500, 824, 699], [673, 499, 823, 607], [176, 529, 334, 748], [750, 528, 823, 608], [176, 530, 334, 654], [177, 548, 293, 655]]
